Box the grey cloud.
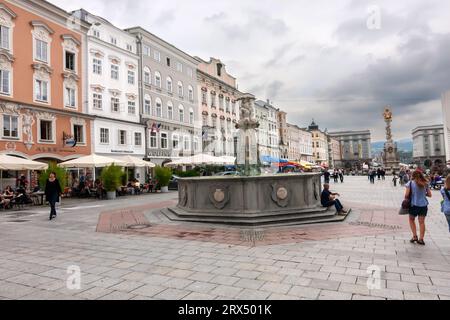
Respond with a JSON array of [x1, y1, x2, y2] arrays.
[[266, 81, 284, 99], [153, 10, 176, 27]]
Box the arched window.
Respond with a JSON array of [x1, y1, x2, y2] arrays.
[[155, 97, 162, 118], [144, 94, 151, 115], [189, 108, 194, 125], [167, 101, 173, 120], [177, 81, 183, 97], [178, 105, 184, 123], [154, 71, 161, 88], [166, 77, 173, 93], [188, 85, 194, 102], [143, 67, 151, 85]]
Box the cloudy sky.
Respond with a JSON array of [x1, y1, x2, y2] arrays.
[[50, 0, 450, 141]]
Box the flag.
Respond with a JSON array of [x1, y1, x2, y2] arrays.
[[157, 123, 161, 132], [150, 123, 156, 133]]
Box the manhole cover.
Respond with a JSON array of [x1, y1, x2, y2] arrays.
[[7, 220, 29, 223], [127, 224, 152, 230]]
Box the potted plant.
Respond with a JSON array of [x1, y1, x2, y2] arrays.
[[155, 166, 172, 193], [100, 164, 122, 200], [39, 162, 67, 192]]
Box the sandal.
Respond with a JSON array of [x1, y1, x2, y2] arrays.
[[410, 236, 418, 243], [417, 239, 426, 246]]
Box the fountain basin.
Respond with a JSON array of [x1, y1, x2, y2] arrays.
[[162, 173, 348, 226]]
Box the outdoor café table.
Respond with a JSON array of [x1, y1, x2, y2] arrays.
[[31, 191, 45, 205]]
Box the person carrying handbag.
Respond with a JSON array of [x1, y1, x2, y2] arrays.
[[404, 170, 432, 245], [45, 172, 62, 221], [440, 175, 450, 233]]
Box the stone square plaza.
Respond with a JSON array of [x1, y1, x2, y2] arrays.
[[0, 176, 449, 301]]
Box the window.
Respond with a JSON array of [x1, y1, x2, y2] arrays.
[[193, 137, 198, 152], [128, 101, 136, 114], [0, 26, 10, 50], [225, 99, 230, 112], [167, 103, 173, 120], [178, 82, 183, 97], [0, 70, 10, 95], [93, 58, 102, 75], [156, 100, 162, 118], [111, 97, 119, 112], [166, 77, 173, 92], [211, 93, 216, 107], [212, 117, 217, 128], [184, 136, 190, 151], [35, 39, 48, 62], [153, 50, 160, 61], [111, 64, 119, 80], [172, 134, 179, 149], [126, 44, 133, 52], [189, 109, 194, 125], [155, 72, 161, 88], [134, 132, 142, 146], [176, 62, 183, 72], [179, 106, 184, 123], [35, 79, 48, 102], [2, 115, 18, 138], [166, 57, 171, 67], [188, 86, 194, 102], [110, 37, 117, 45], [150, 132, 157, 148], [92, 93, 102, 110], [119, 130, 127, 145], [143, 45, 151, 56], [39, 120, 53, 142], [128, 70, 135, 85], [144, 67, 151, 84], [144, 99, 151, 115], [65, 87, 76, 108], [73, 124, 84, 143], [202, 91, 207, 104], [100, 128, 109, 144], [187, 67, 193, 78], [202, 115, 208, 127], [65, 51, 75, 71], [93, 29, 100, 38], [161, 133, 168, 149], [219, 96, 224, 109]]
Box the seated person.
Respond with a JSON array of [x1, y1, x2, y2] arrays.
[[0, 194, 11, 209], [3, 185, 14, 196], [321, 183, 349, 216]]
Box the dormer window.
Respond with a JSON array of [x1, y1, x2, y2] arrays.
[[217, 63, 223, 77]]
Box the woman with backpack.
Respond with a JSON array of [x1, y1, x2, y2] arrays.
[[440, 175, 450, 233], [405, 170, 432, 245]]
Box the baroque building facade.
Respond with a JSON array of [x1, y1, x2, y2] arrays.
[[412, 124, 446, 168], [0, 0, 92, 164], [196, 57, 241, 157]]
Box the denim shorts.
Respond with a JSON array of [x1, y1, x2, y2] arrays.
[[409, 206, 428, 217]]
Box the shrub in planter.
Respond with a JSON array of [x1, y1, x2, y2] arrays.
[[155, 166, 172, 192], [39, 162, 67, 191], [101, 164, 122, 199]]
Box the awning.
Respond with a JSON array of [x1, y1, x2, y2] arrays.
[[58, 154, 126, 168]]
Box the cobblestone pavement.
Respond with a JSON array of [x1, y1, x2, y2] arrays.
[[0, 176, 449, 300]]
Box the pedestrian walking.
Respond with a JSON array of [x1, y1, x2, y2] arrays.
[[381, 169, 386, 181], [405, 170, 431, 245], [45, 172, 62, 221], [440, 175, 450, 233], [323, 170, 331, 184], [339, 169, 344, 183], [377, 168, 381, 180], [393, 174, 399, 187], [370, 170, 376, 184]]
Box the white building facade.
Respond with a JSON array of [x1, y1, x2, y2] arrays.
[[412, 124, 446, 167], [254, 100, 279, 160], [126, 27, 199, 166], [73, 10, 146, 170]]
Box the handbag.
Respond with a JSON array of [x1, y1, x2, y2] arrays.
[[399, 183, 412, 215]]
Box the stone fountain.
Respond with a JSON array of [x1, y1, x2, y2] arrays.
[[161, 95, 347, 226]]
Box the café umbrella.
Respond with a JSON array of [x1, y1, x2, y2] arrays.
[[58, 154, 126, 181], [0, 154, 48, 190]]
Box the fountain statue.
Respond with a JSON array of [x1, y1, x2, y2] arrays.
[[161, 95, 349, 226]]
